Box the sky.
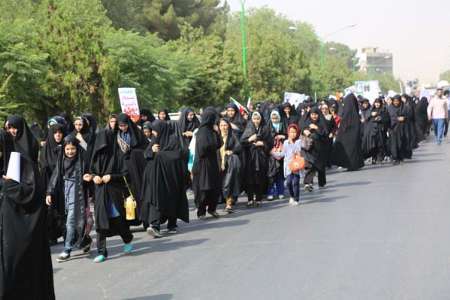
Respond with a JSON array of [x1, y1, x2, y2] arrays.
[[226, 0, 450, 84]]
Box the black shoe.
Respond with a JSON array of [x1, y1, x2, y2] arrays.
[[198, 215, 207, 221], [208, 211, 220, 218]]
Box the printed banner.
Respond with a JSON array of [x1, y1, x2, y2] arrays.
[[118, 88, 140, 122]]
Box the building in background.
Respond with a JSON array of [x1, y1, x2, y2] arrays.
[[357, 47, 394, 75]]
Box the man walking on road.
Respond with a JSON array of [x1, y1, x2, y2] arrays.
[[427, 88, 448, 145]]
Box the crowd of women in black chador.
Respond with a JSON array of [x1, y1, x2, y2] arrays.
[[0, 93, 429, 293]]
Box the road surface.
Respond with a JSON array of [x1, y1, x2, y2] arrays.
[[52, 138, 450, 300]]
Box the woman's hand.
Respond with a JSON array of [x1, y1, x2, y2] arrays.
[[225, 150, 233, 156], [83, 174, 93, 182], [309, 124, 318, 130], [93, 176, 103, 185], [102, 175, 111, 184], [183, 131, 193, 137], [255, 141, 264, 147], [303, 129, 311, 137], [371, 112, 378, 117], [248, 134, 257, 142], [398, 116, 405, 122], [2, 175, 11, 181], [45, 195, 52, 206], [152, 144, 160, 153]]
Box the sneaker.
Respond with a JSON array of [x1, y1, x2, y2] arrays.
[[167, 228, 177, 234], [123, 243, 133, 254], [267, 195, 274, 201], [304, 184, 313, 192], [56, 251, 70, 262], [147, 227, 163, 238], [93, 255, 106, 263], [288, 197, 295, 205], [291, 201, 299, 206], [224, 206, 234, 214]]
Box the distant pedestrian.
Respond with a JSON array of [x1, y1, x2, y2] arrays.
[[427, 88, 448, 145]]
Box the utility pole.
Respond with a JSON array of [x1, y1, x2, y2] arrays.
[[240, 0, 249, 98]]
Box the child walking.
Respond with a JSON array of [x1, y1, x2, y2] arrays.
[[273, 124, 302, 206], [46, 135, 93, 262]]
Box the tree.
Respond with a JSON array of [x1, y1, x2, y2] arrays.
[[101, 0, 229, 40], [224, 8, 313, 102], [440, 70, 450, 82]]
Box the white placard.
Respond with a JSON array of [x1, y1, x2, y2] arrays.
[[118, 88, 140, 122], [284, 92, 307, 108], [6, 152, 21, 183]]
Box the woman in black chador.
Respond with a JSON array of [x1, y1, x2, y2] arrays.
[[192, 108, 223, 219], [116, 113, 147, 227], [387, 95, 413, 165], [332, 94, 365, 171], [361, 98, 390, 164], [40, 123, 66, 244], [0, 115, 55, 299], [141, 120, 189, 238], [240, 112, 272, 207], [90, 128, 133, 263]]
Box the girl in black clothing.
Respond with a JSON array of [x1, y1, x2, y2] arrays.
[[301, 107, 330, 190]]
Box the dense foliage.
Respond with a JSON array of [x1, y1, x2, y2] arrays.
[[0, 0, 400, 124]]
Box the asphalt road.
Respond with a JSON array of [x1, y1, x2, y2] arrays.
[[52, 138, 450, 300]]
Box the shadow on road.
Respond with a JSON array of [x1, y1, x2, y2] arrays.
[[326, 181, 371, 188], [124, 294, 173, 300]]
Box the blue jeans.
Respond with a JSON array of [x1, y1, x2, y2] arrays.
[[285, 173, 300, 202], [268, 176, 284, 197], [433, 119, 445, 144]]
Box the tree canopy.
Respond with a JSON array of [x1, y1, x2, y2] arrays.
[[0, 0, 400, 125]]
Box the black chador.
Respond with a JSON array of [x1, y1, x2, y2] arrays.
[[0, 115, 55, 299], [140, 120, 189, 232], [332, 94, 365, 171]]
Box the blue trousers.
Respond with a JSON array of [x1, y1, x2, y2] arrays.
[[285, 173, 300, 202], [268, 176, 284, 197], [433, 119, 445, 144]]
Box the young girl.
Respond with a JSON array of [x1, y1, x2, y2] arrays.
[[273, 124, 302, 206], [218, 118, 242, 213], [46, 136, 92, 261], [302, 107, 330, 190]]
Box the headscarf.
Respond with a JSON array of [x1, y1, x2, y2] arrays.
[[6, 115, 39, 162], [116, 113, 144, 152], [200, 107, 218, 128], [158, 109, 171, 121], [151, 120, 173, 150], [140, 109, 155, 123], [269, 110, 282, 133], [143, 121, 152, 131], [62, 135, 80, 177], [179, 108, 200, 133], [225, 103, 246, 129], [40, 123, 64, 171], [340, 94, 361, 132]]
